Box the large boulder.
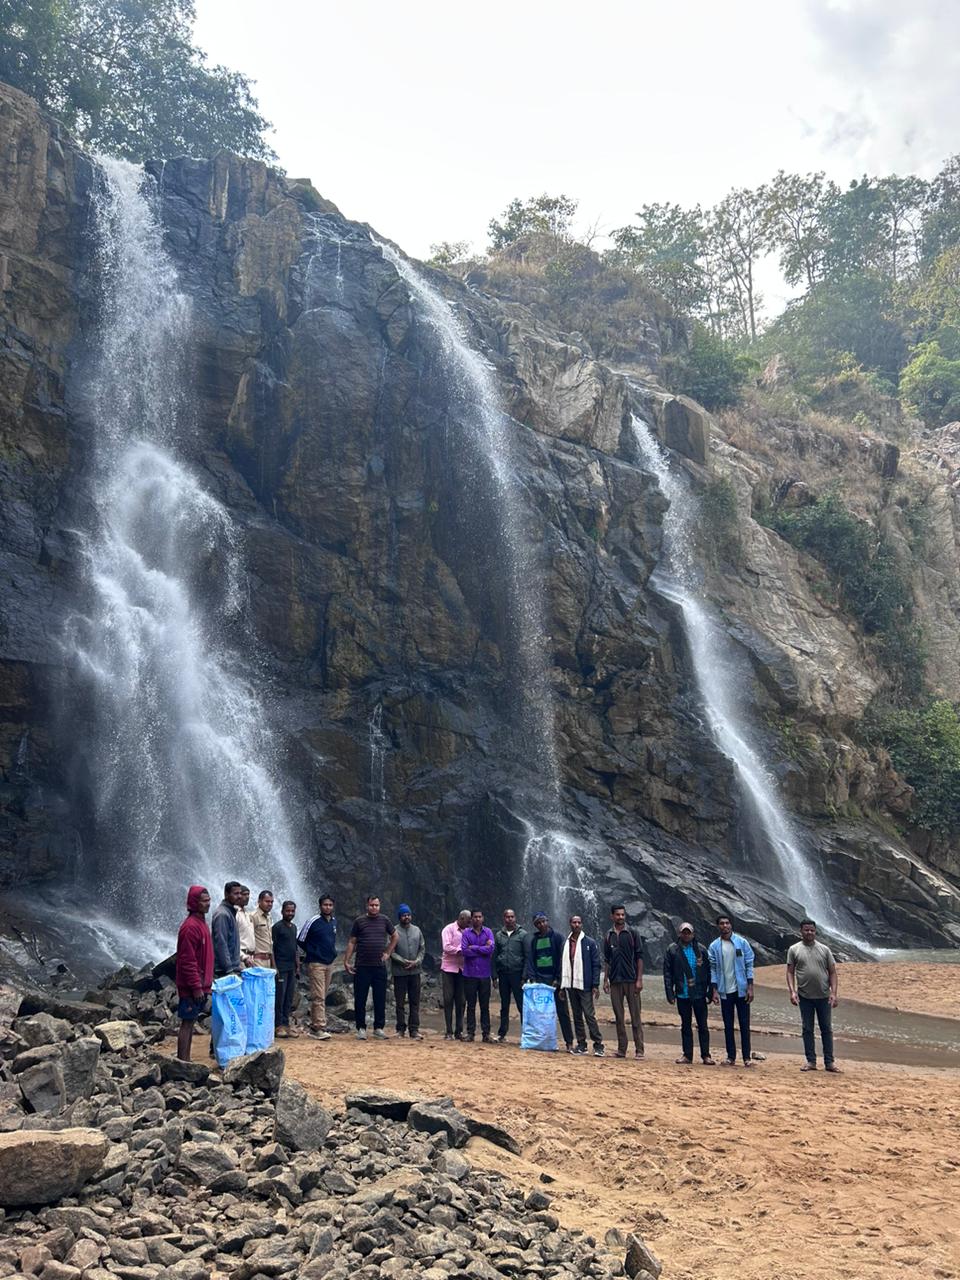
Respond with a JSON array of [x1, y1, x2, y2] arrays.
[[345, 1089, 427, 1121], [177, 1140, 240, 1186], [223, 1048, 285, 1095], [13, 1014, 72, 1047], [274, 1080, 332, 1151], [17, 994, 110, 1026], [18, 1060, 66, 1114], [94, 1020, 145, 1052], [0, 1129, 108, 1206], [61, 1037, 101, 1103], [407, 1102, 471, 1148]]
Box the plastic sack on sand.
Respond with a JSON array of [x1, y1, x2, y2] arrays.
[[241, 965, 276, 1053], [211, 974, 247, 1067], [520, 982, 558, 1052]]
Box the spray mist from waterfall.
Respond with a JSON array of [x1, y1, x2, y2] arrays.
[[630, 412, 838, 924], [66, 158, 304, 954]]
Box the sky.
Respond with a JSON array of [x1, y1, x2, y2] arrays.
[[193, 0, 960, 313]]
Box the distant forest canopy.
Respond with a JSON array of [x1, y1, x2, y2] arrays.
[[0, 0, 274, 161], [431, 173, 960, 427]]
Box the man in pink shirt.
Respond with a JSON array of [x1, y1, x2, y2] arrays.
[[441, 909, 471, 1041]]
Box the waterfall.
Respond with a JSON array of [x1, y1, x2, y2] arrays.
[[368, 703, 387, 805], [377, 244, 557, 784], [630, 413, 831, 918], [65, 157, 304, 955]]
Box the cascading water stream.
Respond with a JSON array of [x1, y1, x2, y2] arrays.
[[65, 158, 305, 956], [630, 412, 834, 921], [375, 245, 596, 922]]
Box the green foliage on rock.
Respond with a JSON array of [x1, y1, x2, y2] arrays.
[[769, 489, 924, 694], [663, 325, 757, 409], [0, 0, 273, 160], [898, 341, 960, 427], [867, 700, 960, 835]]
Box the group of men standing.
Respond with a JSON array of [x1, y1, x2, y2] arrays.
[[438, 904, 644, 1057], [176, 884, 841, 1071]]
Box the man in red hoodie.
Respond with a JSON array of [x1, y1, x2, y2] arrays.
[[175, 886, 214, 1061]]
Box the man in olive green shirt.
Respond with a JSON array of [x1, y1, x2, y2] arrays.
[[786, 919, 839, 1072]]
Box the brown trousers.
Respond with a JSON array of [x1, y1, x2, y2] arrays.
[[308, 962, 333, 1029], [610, 981, 644, 1054]]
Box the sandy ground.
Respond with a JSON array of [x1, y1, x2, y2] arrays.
[[755, 962, 960, 1020], [282, 1033, 960, 1280]]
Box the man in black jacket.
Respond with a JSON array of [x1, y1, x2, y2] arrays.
[[663, 921, 715, 1065], [493, 908, 527, 1043]]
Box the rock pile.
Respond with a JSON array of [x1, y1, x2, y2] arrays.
[[0, 995, 662, 1279]]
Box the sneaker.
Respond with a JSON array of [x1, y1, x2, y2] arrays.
[[373, 1029, 387, 1040], [464, 1035, 475, 1042], [615, 1050, 627, 1058], [572, 1045, 588, 1055], [497, 1034, 507, 1044], [409, 1032, 424, 1041], [565, 1044, 575, 1054], [482, 1034, 493, 1043], [355, 1029, 367, 1040], [593, 1045, 605, 1057], [635, 1050, 645, 1059], [276, 1026, 289, 1039], [444, 1032, 455, 1041], [396, 1029, 406, 1038], [309, 1030, 331, 1041]]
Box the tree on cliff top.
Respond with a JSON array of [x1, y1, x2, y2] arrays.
[[0, 0, 274, 161]]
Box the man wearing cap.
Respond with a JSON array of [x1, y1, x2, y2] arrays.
[[663, 922, 715, 1065], [525, 912, 575, 1051], [391, 904, 426, 1039]]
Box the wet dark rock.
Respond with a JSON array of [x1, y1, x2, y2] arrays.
[[223, 1049, 284, 1096], [155, 1058, 209, 1087], [274, 1080, 332, 1152], [624, 1234, 662, 1279], [407, 1103, 471, 1149], [466, 1117, 522, 1155], [343, 1090, 424, 1121], [19, 1060, 66, 1114]]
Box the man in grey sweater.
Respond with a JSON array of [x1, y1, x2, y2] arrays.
[[391, 904, 426, 1039]]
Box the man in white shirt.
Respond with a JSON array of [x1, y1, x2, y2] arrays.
[[235, 885, 256, 967]]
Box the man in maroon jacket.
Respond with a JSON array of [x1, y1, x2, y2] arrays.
[[175, 885, 214, 1061]]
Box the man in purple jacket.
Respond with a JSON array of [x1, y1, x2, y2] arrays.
[[461, 909, 495, 1043]]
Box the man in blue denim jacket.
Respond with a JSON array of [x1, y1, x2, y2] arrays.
[[708, 914, 756, 1067]]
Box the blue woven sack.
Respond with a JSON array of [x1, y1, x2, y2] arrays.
[[241, 966, 276, 1053], [520, 982, 558, 1052], [211, 973, 247, 1067]]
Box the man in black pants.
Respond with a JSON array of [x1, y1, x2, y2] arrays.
[[343, 895, 398, 1040], [708, 914, 756, 1067], [440, 909, 471, 1040], [272, 900, 300, 1038], [493, 908, 527, 1043], [663, 921, 715, 1065]]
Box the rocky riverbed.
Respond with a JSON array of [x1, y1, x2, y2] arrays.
[[0, 971, 660, 1279]]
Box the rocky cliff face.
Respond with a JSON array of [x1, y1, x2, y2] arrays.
[[1, 82, 958, 973]]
